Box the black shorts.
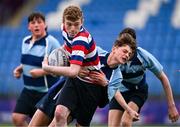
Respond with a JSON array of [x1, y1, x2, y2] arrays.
[[36, 78, 65, 119], [13, 88, 46, 118], [56, 77, 105, 126], [109, 84, 148, 113]]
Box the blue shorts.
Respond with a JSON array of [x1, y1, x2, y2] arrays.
[[36, 77, 66, 119]]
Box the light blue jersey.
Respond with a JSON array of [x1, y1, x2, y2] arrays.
[[21, 34, 60, 92], [108, 47, 163, 101], [96, 46, 124, 101]]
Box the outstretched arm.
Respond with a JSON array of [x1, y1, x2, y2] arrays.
[[158, 71, 179, 122]]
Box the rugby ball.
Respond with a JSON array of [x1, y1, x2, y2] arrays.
[[48, 47, 69, 66]]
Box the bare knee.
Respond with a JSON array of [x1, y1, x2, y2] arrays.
[[121, 114, 132, 127], [121, 115, 133, 127], [12, 113, 28, 126], [121, 119, 131, 127], [12, 113, 21, 125], [55, 105, 69, 125]]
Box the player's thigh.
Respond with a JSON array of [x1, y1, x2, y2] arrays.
[[28, 109, 51, 126], [36, 91, 57, 119], [75, 103, 97, 126], [128, 101, 139, 111], [108, 109, 123, 127], [56, 78, 78, 112]]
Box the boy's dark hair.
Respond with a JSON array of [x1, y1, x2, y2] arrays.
[[119, 27, 136, 40], [114, 33, 137, 54], [63, 5, 83, 22], [28, 12, 45, 23]]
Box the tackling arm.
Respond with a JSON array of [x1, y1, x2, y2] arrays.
[[88, 71, 108, 86]]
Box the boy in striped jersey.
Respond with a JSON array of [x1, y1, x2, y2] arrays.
[[42, 5, 102, 126], [12, 12, 60, 126]]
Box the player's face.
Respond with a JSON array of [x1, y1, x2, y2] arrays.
[[28, 18, 47, 39], [113, 45, 132, 64], [64, 18, 82, 38]]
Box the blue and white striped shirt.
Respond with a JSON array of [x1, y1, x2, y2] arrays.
[[21, 34, 60, 92]]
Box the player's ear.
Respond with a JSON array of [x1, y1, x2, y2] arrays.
[[28, 24, 31, 31], [81, 18, 84, 24], [45, 24, 48, 31], [112, 46, 116, 52], [111, 46, 118, 54]]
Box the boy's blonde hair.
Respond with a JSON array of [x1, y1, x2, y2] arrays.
[[63, 5, 83, 22]]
